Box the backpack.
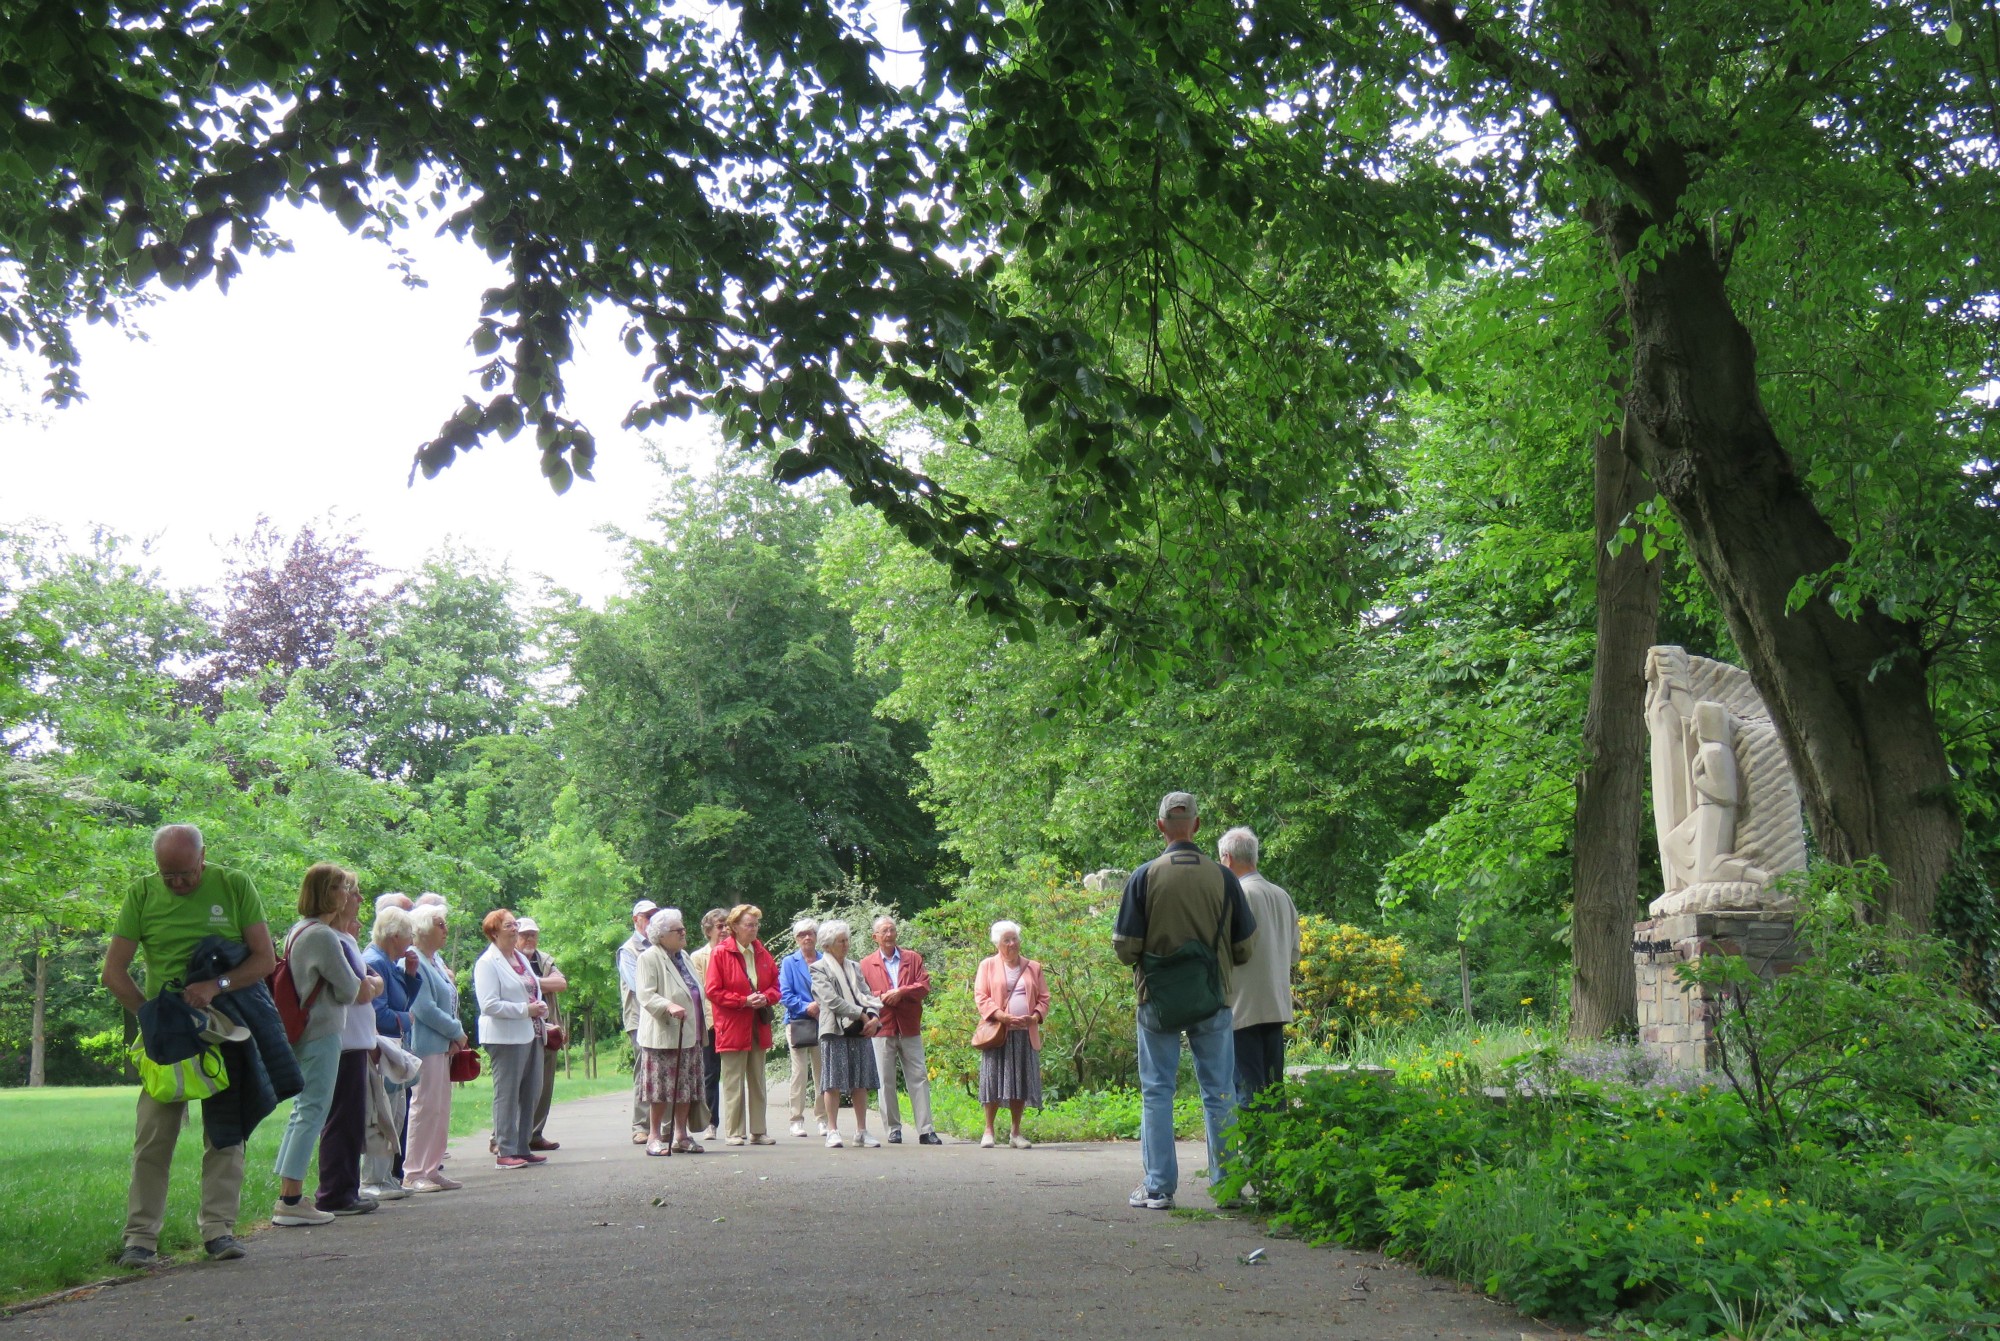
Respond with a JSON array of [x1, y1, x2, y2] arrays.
[[271, 924, 327, 1044]]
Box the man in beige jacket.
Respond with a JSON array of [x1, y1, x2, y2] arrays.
[[1219, 826, 1300, 1104]]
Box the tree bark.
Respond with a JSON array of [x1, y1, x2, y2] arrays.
[[1601, 198, 1959, 930], [28, 934, 47, 1087], [1571, 413, 1661, 1038]]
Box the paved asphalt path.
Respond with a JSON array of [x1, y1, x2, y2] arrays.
[[17, 1090, 1575, 1340]]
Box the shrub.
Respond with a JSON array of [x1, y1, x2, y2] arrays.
[[1289, 917, 1428, 1049]]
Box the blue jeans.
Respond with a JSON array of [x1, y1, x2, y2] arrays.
[[1136, 1004, 1237, 1199], [274, 1032, 341, 1182]]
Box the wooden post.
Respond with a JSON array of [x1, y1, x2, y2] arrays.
[[1458, 942, 1474, 1018]]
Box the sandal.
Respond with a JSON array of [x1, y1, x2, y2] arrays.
[[673, 1138, 704, 1154], [646, 1140, 673, 1157]]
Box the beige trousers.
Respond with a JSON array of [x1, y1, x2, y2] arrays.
[[719, 1048, 768, 1139], [873, 1033, 935, 1136], [787, 1040, 820, 1122], [125, 1091, 246, 1250]]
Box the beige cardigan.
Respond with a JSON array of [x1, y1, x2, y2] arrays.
[[809, 952, 881, 1040], [635, 944, 704, 1051]]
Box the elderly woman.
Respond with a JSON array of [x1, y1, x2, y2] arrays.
[[974, 920, 1050, 1149], [809, 919, 882, 1149], [686, 907, 728, 1137], [402, 903, 465, 1192], [359, 904, 418, 1201], [314, 875, 386, 1215], [475, 908, 550, 1169], [635, 908, 708, 1154], [272, 863, 377, 1227], [704, 903, 780, 1146]]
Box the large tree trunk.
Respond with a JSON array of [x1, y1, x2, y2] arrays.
[[1600, 194, 1959, 930], [28, 934, 47, 1087], [1570, 413, 1661, 1038]]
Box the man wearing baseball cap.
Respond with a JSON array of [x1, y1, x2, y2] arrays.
[[1114, 792, 1256, 1211], [617, 899, 659, 1143]]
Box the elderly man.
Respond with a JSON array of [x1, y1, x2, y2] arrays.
[[519, 918, 569, 1150], [616, 899, 659, 1144], [859, 915, 940, 1145], [1114, 793, 1256, 1211], [778, 918, 826, 1138], [1218, 827, 1301, 1104], [101, 825, 277, 1267]]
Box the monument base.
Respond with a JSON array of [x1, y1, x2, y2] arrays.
[[1649, 881, 1795, 918], [1632, 910, 1804, 1072]]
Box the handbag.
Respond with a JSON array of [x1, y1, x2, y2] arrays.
[[971, 1016, 1006, 1050], [448, 1048, 482, 1084], [787, 1017, 819, 1048], [544, 1023, 567, 1051], [133, 1041, 229, 1103], [1138, 895, 1231, 1034]]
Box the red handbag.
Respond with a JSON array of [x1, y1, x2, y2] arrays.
[[448, 1049, 482, 1084], [543, 1023, 567, 1051]]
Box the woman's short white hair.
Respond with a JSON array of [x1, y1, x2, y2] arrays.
[[414, 891, 446, 907], [371, 906, 417, 946], [647, 908, 686, 943], [990, 919, 1023, 946], [792, 917, 819, 937], [818, 918, 852, 946], [409, 904, 448, 936], [1218, 826, 1260, 866]]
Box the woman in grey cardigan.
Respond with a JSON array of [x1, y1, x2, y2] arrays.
[[809, 921, 882, 1149], [273, 863, 379, 1227]]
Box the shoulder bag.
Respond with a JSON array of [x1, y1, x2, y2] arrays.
[[271, 923, 327, 1044], [1138, 893, 1230, 1034]]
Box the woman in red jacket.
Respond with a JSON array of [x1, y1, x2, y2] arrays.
[[704, 904, 781, 1145]]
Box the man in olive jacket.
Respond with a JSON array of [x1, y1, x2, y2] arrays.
[[1113, 792, 1256, 1211]]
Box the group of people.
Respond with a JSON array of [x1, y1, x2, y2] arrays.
[[100, 788, 1296, 1268], [615, 901, 1044, 1152]]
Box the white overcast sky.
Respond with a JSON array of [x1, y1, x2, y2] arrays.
[[2, 203, 714, 607]]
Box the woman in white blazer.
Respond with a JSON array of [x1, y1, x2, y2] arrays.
[[635, 909, 707, 1155], [809, 921, 883, 1149], [402, 903, 467, 1192], [474, 908, 548, 1169]]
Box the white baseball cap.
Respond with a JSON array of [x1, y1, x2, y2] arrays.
[[632, 899, 659, 918], [515, 917, 540, 934]]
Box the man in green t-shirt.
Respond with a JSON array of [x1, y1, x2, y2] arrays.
[[101, 824, 276, 1270]]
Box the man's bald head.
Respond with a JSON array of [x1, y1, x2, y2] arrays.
[[152, 825, 206, 895]]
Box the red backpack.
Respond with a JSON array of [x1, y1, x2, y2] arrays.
[[270, 924, 327, 1044]]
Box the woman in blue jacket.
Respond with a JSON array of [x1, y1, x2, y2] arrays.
[[402, 904, 467, 1192], [359, 906, 419, 1200]]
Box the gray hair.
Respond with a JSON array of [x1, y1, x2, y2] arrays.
[[376, 891, 414, 914], [1218, 826, 1260, 867], [410, 904, 448, 936], [371, 906, 417, 946], [647, 908, 685, 943], [152, 823, 203, 854], [818, 918, 852, 947], [872, 914, 897, 933], [413, 891, 446, 907], [792, 917, 819, 937], [990, 919, 1022, 946]]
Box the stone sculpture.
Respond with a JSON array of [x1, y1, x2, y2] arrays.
[[1644, 645, 1808, 916]]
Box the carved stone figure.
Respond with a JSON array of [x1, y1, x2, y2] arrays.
[[1644, 646, 1807, 916]]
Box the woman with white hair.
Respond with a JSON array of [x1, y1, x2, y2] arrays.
[[402, 902, 465, 1192], [809, 920, 882, 1148], [635, 908, 708, 1154], [973, 920, 1050, 1149]]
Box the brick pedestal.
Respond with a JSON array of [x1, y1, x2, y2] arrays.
[[1632, 911, 1804, 1071]]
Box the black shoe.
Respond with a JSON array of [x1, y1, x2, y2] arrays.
[[116, 1245, 158, 1270], [204, 1235, 246, 1261], [326, 1197, 378, 1216], [918, 1132, 944, 1145], [888, 1130, 902, 1144]]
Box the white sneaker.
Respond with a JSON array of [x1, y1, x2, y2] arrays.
[[272, 1199, 334, 1227], [401, 1177, 445, 1194], [1009, 1134, 1034, 1150], [360, 1182, 410, 1201], [825, 1132, 844, 1149], [979, 1133, 996, 1148], [816, 1118, 829, 1136], [789, 1119, 809, 1138], [857, 1131, 882, 1148]]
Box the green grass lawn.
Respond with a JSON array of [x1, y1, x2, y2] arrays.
[[0, 1066, 633, 1304]]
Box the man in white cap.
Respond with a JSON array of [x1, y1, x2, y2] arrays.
[[617, 899, 659, 1143], [1114, 791, 1256, 1212]]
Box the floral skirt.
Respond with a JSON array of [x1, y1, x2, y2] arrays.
[[636, 1045, 704, 1104], [978, 1029, 1042, 1107], [819, 1034, 879, 1094]]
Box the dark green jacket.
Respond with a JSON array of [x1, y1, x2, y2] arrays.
[[1113, 842, 1257, 999]]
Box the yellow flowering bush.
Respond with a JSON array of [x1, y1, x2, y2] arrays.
[[1290, 916, 1428, 1047]]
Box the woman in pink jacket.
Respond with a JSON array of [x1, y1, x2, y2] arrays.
[[973, 920, 1051, 1149]]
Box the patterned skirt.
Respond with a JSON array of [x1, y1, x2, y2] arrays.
[[978, 1029, 1043, 1107], [635, 1045, 704, 1104], [819, 1033, 879, 1094]]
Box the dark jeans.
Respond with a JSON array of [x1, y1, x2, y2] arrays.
[[315, 1048, 370, 1210], [702, 1038, 721, 1128], [1233, 1021, 1287, 1106]]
